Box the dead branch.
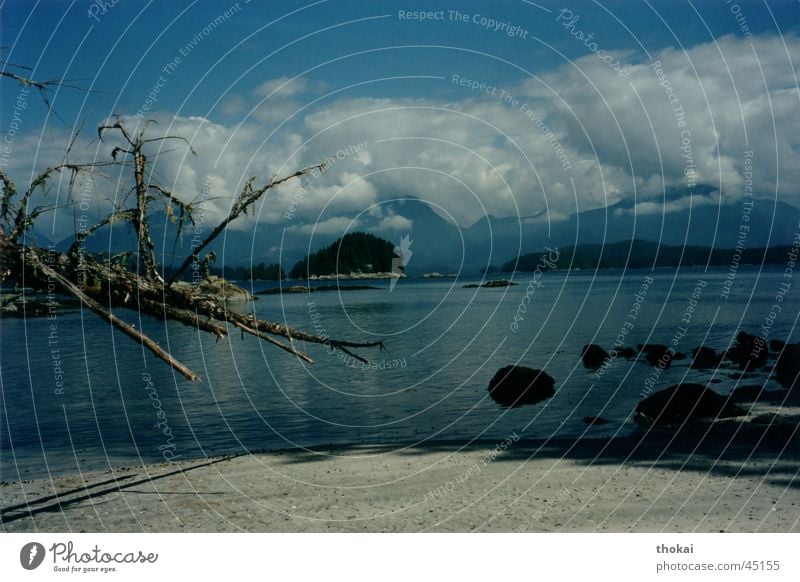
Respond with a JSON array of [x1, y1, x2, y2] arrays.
[[168, 163, 326, 284], [0, 234, 199, 381], [97, 118, 197, 282], [0, 118, 384, 380], [231, 320, 313, 363]]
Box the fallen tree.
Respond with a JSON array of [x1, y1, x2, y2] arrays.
[[0, 118, 383, 381]]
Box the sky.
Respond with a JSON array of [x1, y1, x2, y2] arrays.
[[2, 0, 799, 241]]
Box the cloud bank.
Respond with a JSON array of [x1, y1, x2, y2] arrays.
[[14, 34, 799, 241]]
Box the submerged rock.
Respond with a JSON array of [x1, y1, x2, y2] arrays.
[[581, 344, 608, 369], [635, 383, 746, 425], [488, 366, 555, 408]]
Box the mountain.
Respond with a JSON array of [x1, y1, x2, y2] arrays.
[[471, 191, 800, 271], [52, 187, 800, 276], [502, 240, 796, 272]]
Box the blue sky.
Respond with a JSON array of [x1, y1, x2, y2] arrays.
[[2, 0, 799, 235], [4, 0, 797, 123]]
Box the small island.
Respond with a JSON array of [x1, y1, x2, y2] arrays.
[[463, 279, 518, 289], [289, 232, 406, 280]]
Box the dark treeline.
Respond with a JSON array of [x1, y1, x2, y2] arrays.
[[289, 232, 396, 278], [212, 262, 285, 281], [501, 240, 796, 272]]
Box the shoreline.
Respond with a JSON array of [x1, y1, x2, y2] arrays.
[[2, 418, 797, 533]]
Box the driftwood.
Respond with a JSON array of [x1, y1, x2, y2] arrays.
[[0, 119, 384, 381]]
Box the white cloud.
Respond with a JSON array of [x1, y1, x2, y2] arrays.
[[254, 76, 309, 99], [371, 214, 413, 232], [614, 193, 721, 217], [11, 35, 799, 243]]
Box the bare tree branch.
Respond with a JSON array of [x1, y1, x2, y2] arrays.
[[168, 163, 326, 284], [1, 116, 384, 379], [0, 235, 199, 381]]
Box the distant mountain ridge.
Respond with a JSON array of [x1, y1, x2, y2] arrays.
[[51, 186, 800, 275], [501, 239, 798, 272]]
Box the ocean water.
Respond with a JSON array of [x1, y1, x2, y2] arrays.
[[1, 266, 797, 480]]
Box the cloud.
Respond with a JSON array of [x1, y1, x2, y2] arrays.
[[523, 34, 800, 205], [371, 214, 413, 232], [254, 76, 309, 99], [219, 94, 246, 117], [11, 35, 799, 245], [291, 215, 361, 235], [614, 193, 721, 217]]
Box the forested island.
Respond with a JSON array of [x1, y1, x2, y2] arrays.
[[289, 232, 399, 279]]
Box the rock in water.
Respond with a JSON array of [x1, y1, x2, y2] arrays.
[[488, 366, 555, 408], [582, 416, 610, 426], [581, 344, 609, 369], [635, 383, 746, 425], [725, 331, 768, 369], [638, 344, 673, 368], [463, 279, 518, 289], [769, 339, 786, 353], [690, 346, 720, 369], [775, 344, 800, 391]]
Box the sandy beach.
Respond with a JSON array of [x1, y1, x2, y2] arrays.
[[2, 408, 798, 533]]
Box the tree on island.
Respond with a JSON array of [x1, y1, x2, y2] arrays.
[[0, 73, 383, 380], [290, 232, 397, 279]]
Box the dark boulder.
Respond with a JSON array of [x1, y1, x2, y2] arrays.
[[769, 339, 786, 353], [581, 344, 609, 369], [728, 385, 764, 403], [635, 383, 746, 425], [690, 346, 721, 369], [582, 416, 610, 426], [775, 344, 800, 391], [638, 344, 673, 368], [725, 331, 768, 369], [488, 366, 555, 408], [618, 347, 637, 359]]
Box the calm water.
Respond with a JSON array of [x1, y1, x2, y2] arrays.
[[1, 266, 797, 480]]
